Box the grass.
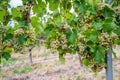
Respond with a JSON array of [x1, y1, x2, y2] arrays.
[[0, 57, 18, 67], [76, 76, 81, 80], [20, 66, 33, 73], [12, 66, 33, 74], [12, 63, 42, 74]]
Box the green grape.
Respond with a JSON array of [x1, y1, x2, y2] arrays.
[[110, 32, 118, 39], [98, 32, 118, 49], [50, 40, 60, 49], [97, 3, 107, 11], [14, 28, 25, 37], [83, 23, 92, 31], [25, 27, 36, 40], [63, 23, 70, 30]]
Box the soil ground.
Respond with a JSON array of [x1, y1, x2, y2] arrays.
[[0, 46, 120, 80]]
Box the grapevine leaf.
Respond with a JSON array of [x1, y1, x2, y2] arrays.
[[2, 47, 12, 60], [103, 5, 115, 19], [18, 34, 27, 45], [44, 24, 54, 39], [0, 10, 5, 21], [114, 27, 120, 35], [4, 27, 14, 40], [92, 21, 102, 30], [82, 59, 89, 66], [49, 0, 59, 11], [78, 4, 86, 14], [94, 45, 105, 63], [31, 17, 42, 34], [112, 50, 117, 59], [84, 29, 98, 43], [89, 45, 97, 53], [59, 55, 65, 64], [102, 18, 117, 33], [53, 11, 62, 27], [66, 29, 77, 44], [73, 1, 86, 14], [11, 8, 20, 18], [32, 0, 46, 14], [114, 39, 120, 45]]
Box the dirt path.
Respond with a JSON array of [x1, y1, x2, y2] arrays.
[[0, 46, 120, 80]]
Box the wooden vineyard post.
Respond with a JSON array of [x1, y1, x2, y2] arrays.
[[105, 48, 113, 80]]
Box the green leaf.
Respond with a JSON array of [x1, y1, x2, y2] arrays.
[[78, 4, 86, 14], [84, 29, 98, 43], [82, 59, 89, 66], [3, 47, 12, 53], [18, 34, 27, 45], [114, 39, 120, 45], [4, 27, 14, 40], [44, 24, 54, 38], [66, 29, 77, 44], [102, 18, 117, 33], [52, 11, 62, 27], [93, 45, 105, 63], [89, 45, 97, 53], [32, 0, 46, 14], [31, 17, 42, 34], [92, 21, 102, 30], [0, 10, 5, 21], [11, 8, 20, 18], [114, 27, 120, 35], [112, 51, 117, 59], [59, 55, 65, 64], [2, 47, 12, 60], [73, 1, 86, 14], [4, 33, 13, 41], [103, 5, 115, 19], [49, 0, 59, 11], [18, 21, 26, 27]]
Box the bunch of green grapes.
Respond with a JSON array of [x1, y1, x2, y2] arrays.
[[114, 7, 120, 25], [25, 27, 36, 42], [17, 5, 29, 14], [14, 28, 25, 37], [99, 32, 118, 49], [24, 27, 36, 46], [77, 34, 87, 55], [89, 60, 105, 72], [48, 32, 67, 53], [77, 32, 106, 72], [83, 23, 92, 31], [13, 27, 36, 52], [0, 25, 6, 33]]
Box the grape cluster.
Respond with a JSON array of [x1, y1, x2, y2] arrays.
[[25, 27, 36, 42], [76, 7, 117, 72], [49, 33, 67, 53], [114, 7, 120, 25], [99, 32, 118, 49], [13, 27, 36, 52], [77, 34, 87, 55], [0, 26, 6, 33], [83, 23, 92, 31], [17, 5, 29, 14], [90, 61, 105, 72], [14, 28, 24, 37]]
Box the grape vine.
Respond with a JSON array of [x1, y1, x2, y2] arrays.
[[0, 0, 120, 72]]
